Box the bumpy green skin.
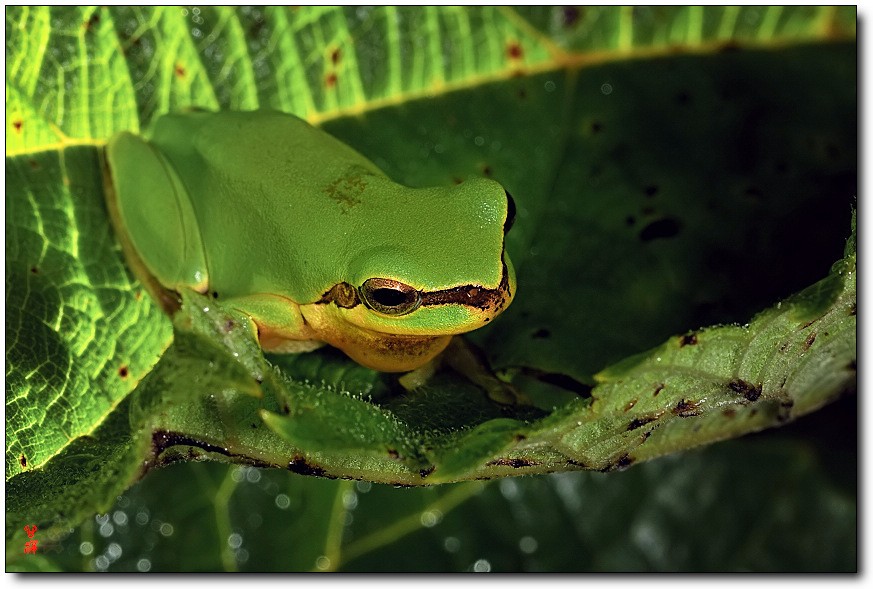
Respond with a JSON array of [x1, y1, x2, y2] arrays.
[[104, 111, 515, 372]]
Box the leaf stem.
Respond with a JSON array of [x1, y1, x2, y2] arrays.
[[338, 481, 486, 568]]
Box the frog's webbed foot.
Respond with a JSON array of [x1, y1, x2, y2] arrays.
[[399, 336, 530, 406]]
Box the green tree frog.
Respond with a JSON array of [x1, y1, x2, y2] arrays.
[[103, 110, 516, 373]]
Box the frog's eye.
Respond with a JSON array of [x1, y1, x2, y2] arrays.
[[360, 278, 422, 316]]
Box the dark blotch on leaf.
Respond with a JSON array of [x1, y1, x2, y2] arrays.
[[590, 121, 603, 134], [331, 47, 341, 65], [639, 218, 682, 241], [29, 266, 38, 274], [802, 332, 817, 351], [532, 328, 550, 339], [602, 455, 635, 472], [29, 160, 39, 169], [19, 455, 26, 468], [325, 72, 337, 88], [174, 64, 186, 78], [679, 333, 698, 347], [653, 383, 665, 396], [643, 184, 659, 197], [420, 465, 435, 478], [211, 291, 219, 299], [562, 6, 580, 26], [518, 87, 527, 100], [83, 12, 100, 31], [507, 42, 523, 60], [728, 379, 762, 402], [627, 416, 657, 431], [482, 165, 492, 176], [626, 215, 636, 226], [13, 120, 22, 133], [288, 457, 334, 478], [488, 458, 539, 468], [118, 366, 129, 378], [673, 399, 702, 417], [675, 91, 691, 105]]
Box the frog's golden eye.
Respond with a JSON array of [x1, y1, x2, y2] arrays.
[[360, 278, 422, 316]]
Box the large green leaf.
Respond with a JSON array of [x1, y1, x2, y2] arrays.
[[6, 6, 856, 571]]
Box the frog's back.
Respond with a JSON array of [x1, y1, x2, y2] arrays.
[[149, 111, 386, 301]]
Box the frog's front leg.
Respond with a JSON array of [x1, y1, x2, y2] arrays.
[[399, 336, 530, 406], [224, 293, 324, 353]]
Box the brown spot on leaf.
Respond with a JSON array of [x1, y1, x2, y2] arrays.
[[118, 365, 129, 379], [488, 458, 540, 468], [531, 328, 550, 339], [288, 457, 334, 478], [507, 42, 523, 60], [679, 333, 698, 347], [728, 379, 762, 402], [643, 184, 659, 197], [623, 398, 638, 411], [482, 165, 492, 176], [83, 12, 100, 31], [325, 72, 337, 88], [802, 332, 817, 351], [653, 383, 665, 396], [174, 63, 186, 78], [30, 266, 38, 274], [673, 398, 702, 417], [29, 160, 39, 170], [330, 47, 342, 65], [562, 6, 580, 27], [627, 415, 657, 431], [13, 120, 22, 133], [602, 455, 635, 472], [19, 455, 27, 468], [590, 121, 603, 134], [722, 408, 737, 419]]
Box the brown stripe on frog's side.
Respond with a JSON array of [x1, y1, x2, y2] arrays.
[[419, 258, 512, 313]]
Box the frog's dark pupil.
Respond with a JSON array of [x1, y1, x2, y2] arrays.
[[373, 288, 409, 307]]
